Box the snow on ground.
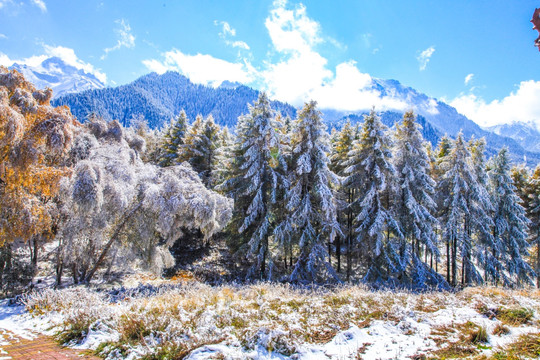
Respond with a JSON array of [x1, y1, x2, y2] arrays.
[[0, 283, 539, 359]]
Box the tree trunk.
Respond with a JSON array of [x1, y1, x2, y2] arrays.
[[84, 195, 145, 284], [446, 237, 450, 284], [452, 237, 457, 287], [30, 236, 39, 278], [55, 238, 64, 287], [72, 263, 79, 284], [537, 233, 540, 289], [336, 235, 341, 273]]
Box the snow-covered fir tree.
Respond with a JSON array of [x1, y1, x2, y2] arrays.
[[158, 111, 188, 167], [393, 111, 443, 288], [329, 119, 356, 275], [178, 115, 221, 187], [438, 133, 493, 286], [488, 148, 534, 286], [433, 135, 453, 283], [344, 109, 401, 285], [219, 93, 286, 279], [280, 101, 341, 283], [464, 137, 494, 285], [211, 126, 235, 188], [528, 166, 540, 288]]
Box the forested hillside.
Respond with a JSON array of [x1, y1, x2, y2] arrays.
[[52, 71, 540, 166], [52, 71, 296, 129]]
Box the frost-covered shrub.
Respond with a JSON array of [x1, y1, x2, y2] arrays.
[[55, 120, 233, 283]]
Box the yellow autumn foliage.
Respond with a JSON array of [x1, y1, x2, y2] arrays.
[[0, 67, 78, 245]]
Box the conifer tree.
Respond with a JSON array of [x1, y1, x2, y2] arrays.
[[179, 115, 221, 187], [281, 101, 340, 283], [211, 126, 235, 188], [329, 120, 355, 275], [433, 135, 453, 283], [489, 148, 534, 286], [438, 133, 493, 286], [219, 93, 286, 279], [393, 111, 441, 288], [527, 166, 540, 288], [344, 109, 401, 284], [159, 111, 188, 167]]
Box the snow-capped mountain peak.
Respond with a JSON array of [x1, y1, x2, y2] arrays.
[[10, 56, 105, 98]]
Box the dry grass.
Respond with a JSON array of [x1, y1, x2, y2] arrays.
[[22, 282, 540, 360], [490, 332, 540, 359]]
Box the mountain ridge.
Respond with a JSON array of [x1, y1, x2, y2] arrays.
[[10, 56, 105, 98], [49, 70, 540, 165]]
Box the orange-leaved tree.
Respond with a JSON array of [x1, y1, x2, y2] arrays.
[[0, 67, 78, 275]]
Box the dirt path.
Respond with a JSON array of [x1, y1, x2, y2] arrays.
[[2, 334, 100, 360]]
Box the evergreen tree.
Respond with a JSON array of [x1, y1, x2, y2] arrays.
[[528, 166, 540, 288], [433, 135, 453, 283], [489, 149, 534, 286], [344, 109, 401, 284], [329, 120, 355, 275], [158, 111, 188, 167], [179, 115, 221, 187], [211, 126, 235, 188], [280, 101, 341, 283], [393, 111, 442, 288], [219, 94, 286, 279], [438, 133, 493, 286]]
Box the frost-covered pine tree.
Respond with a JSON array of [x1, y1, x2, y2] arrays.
[[211, 126, 235, 188], [433, 135, 453, 283], [329, 120, 355, 274], [393, 111, 442, 288], [488, 148, 534, 286], [281, 101, 341, 283], [179, 115, 221, 187], [344, 109, 401, 285], [438, 133, 493, 286], [465, 137, 494, 285], [219, 93, 286, 279], [528, 166, 540, 288], [158, 111, 188, 167]]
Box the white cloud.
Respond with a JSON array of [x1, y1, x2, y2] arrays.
[[464, 73, 474, 86], [265, 1, 322, 54], [142, 49, 255, 87], [102, 19, 135, 59], [215, 20, 251, 50], [31, 0, 46, 12], [311, 61, 408, 112], [450, 80, 540, 128], [261, 0, 406, 111], [142, 0, 417, 113], [230, 40, 250, 50], [261, 0, 331, 105], [417, 46, 435, 71], [215, 20, 236, 38], [0, 45, 107, 83], [0, 34, 7, 39]]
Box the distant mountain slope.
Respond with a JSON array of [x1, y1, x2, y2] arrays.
[[52, 71, 539, 165], [486, 123, 540, 154], [327, 111, 443, 147], [10, 57, 104, 98], [52, 72, 296, 129], [322, 78, 540, 165]]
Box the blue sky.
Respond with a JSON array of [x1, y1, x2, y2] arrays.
[[1, 0, 540, 127]]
